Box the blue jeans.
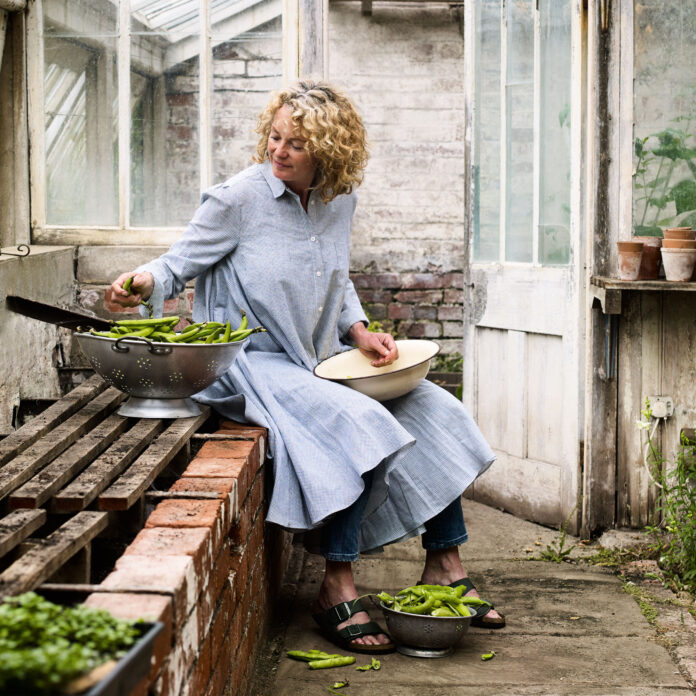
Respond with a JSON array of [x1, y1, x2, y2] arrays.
[[320, 470, 468, 562]]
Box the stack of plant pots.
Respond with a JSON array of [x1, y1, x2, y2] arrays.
[[630, 233, 662, 279], [661, 227, 696, 281]]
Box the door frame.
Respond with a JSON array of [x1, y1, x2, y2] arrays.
[[462, 0, 587, 533]]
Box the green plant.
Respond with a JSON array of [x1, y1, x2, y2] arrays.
[[0, 592, 142, 694], [360, 303, 385, 334], [431, 352, 463, 373], [536, 503, 579, 563], [622, 580, 659, 624], [633, 119, 696, 236], [638, 400, 696, 594]]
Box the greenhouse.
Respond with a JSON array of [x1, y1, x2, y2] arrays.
[[0, 0, 694, 693]]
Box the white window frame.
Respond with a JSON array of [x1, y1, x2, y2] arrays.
[[467, 0, 575, 268], [26, 0, 326, 247]]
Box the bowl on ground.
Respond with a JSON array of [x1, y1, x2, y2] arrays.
[[75, 333, 247, 418], [380, 602, 474, 658], [313, 339, 440, 402]]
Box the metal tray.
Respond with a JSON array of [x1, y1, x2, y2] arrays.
[[85, 621, 163, 696]]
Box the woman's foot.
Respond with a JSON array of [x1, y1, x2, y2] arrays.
[[316, 561, 391, 648], [420, 548, 504, 623]]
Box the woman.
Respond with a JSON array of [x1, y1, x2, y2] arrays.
[[106, 80, 503, 653]]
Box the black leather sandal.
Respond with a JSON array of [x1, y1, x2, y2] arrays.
[[312, 598, 396, 654], [449, 577, 506, 629]]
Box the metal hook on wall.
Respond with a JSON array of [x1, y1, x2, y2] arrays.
[[0, 245, 30, 258]]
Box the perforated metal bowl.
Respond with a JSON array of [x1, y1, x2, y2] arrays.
[[380, 602, 473, 658], [75, 333, 247, 418]]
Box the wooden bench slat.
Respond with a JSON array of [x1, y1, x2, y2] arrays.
[[0, 511, 108, 597], [0, 509, 47, 557], [0, 388, 125, 501], [52, 419, 167, 513], [9, 414, 132, 509], [0, 376, 107, 467], [99, 408, 210, 511]]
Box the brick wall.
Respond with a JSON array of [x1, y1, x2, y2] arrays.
[[164, 21, 282, 226], [84, 421, 291, 696], [353, 271, 464, 360], [329, 2, 465, 274]]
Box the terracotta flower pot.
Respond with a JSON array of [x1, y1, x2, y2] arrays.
[[663, 228, 696, 240], [662, 239, 696, 249], [631, 235, 662, 279], [617, 241, 643, 252], [661, 248, 696, 281], [617, 241, 643, 280]]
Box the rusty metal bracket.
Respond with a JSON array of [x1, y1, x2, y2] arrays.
[[0, 244, 30, 258], [600, 0, 609, 32]]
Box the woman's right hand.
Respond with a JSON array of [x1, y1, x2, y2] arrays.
[[105, 271, 155, 310]]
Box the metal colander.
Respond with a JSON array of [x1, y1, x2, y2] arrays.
[[75, 333, 247, 418], [380, 602, 473, 658]]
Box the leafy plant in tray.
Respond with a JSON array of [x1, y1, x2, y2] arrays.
[[0, 592, 145, 695]]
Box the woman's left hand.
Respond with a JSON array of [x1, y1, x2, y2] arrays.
[[348, 323, 399, 367]]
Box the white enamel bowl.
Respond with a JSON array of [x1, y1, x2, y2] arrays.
[[313, 339, 440, 402]]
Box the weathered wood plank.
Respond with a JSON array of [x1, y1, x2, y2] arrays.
[[0, 375, 107, 467], [52, 418, 167, 513], [592, 276, 696, 292], [0, 509, 46, 557], [616, 292, 647, 527], [99, 408, 209, 511], [582, 308, 619, 536], [0, 511, 108, 597], [9, 414, 131, 509], [0, 388, 125, 501]]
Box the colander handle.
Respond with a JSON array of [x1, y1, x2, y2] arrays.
[[112, 336, 173, 355]]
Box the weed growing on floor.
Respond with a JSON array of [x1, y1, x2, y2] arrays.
[[622, 580, 659, 624], [639, 400, 696, 595], [584, 546, 656, 569], [536, 504, 579, 563]]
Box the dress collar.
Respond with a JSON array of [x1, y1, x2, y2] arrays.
[[261, 160, 286, 199]]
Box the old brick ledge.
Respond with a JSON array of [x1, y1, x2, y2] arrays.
[[84, 421, 292, 696]]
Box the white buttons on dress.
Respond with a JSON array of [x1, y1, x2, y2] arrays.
[[310, 236, 316, 242], [318, 306, 323, 312], [316, 271, 322, 277]]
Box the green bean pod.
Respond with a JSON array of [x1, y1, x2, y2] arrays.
[[287, 650, 342, 662], [115, 316, 179, 327], [396, 596, 435, 615], [218, 321, 232, 343], [307, 656, 355, 670]]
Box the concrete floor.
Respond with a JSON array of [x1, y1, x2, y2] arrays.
[[250, 499, 696, 695]]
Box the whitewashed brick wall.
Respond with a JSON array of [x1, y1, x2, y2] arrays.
[[329, 1, 465, 273]]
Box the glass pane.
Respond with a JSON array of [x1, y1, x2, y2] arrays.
[[633, 2, 696, 235], [505, 0, 533, 262], [43, 3, 118, 226], [131, 1, 201, 226], [538, 0, 571, 265], [44, 0, 117, 37], [473, 0, 502, 262], [211, 14, 283, 186]]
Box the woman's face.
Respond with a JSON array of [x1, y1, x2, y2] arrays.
[[268, 105, 317, 194]]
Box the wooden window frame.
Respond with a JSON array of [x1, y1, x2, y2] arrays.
[[26, 0, 327, 247]]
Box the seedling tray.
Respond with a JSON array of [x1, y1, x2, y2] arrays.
[[84, 621, 163, 696]]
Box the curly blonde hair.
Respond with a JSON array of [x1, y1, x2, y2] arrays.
[[253, 81, 369, 203]]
